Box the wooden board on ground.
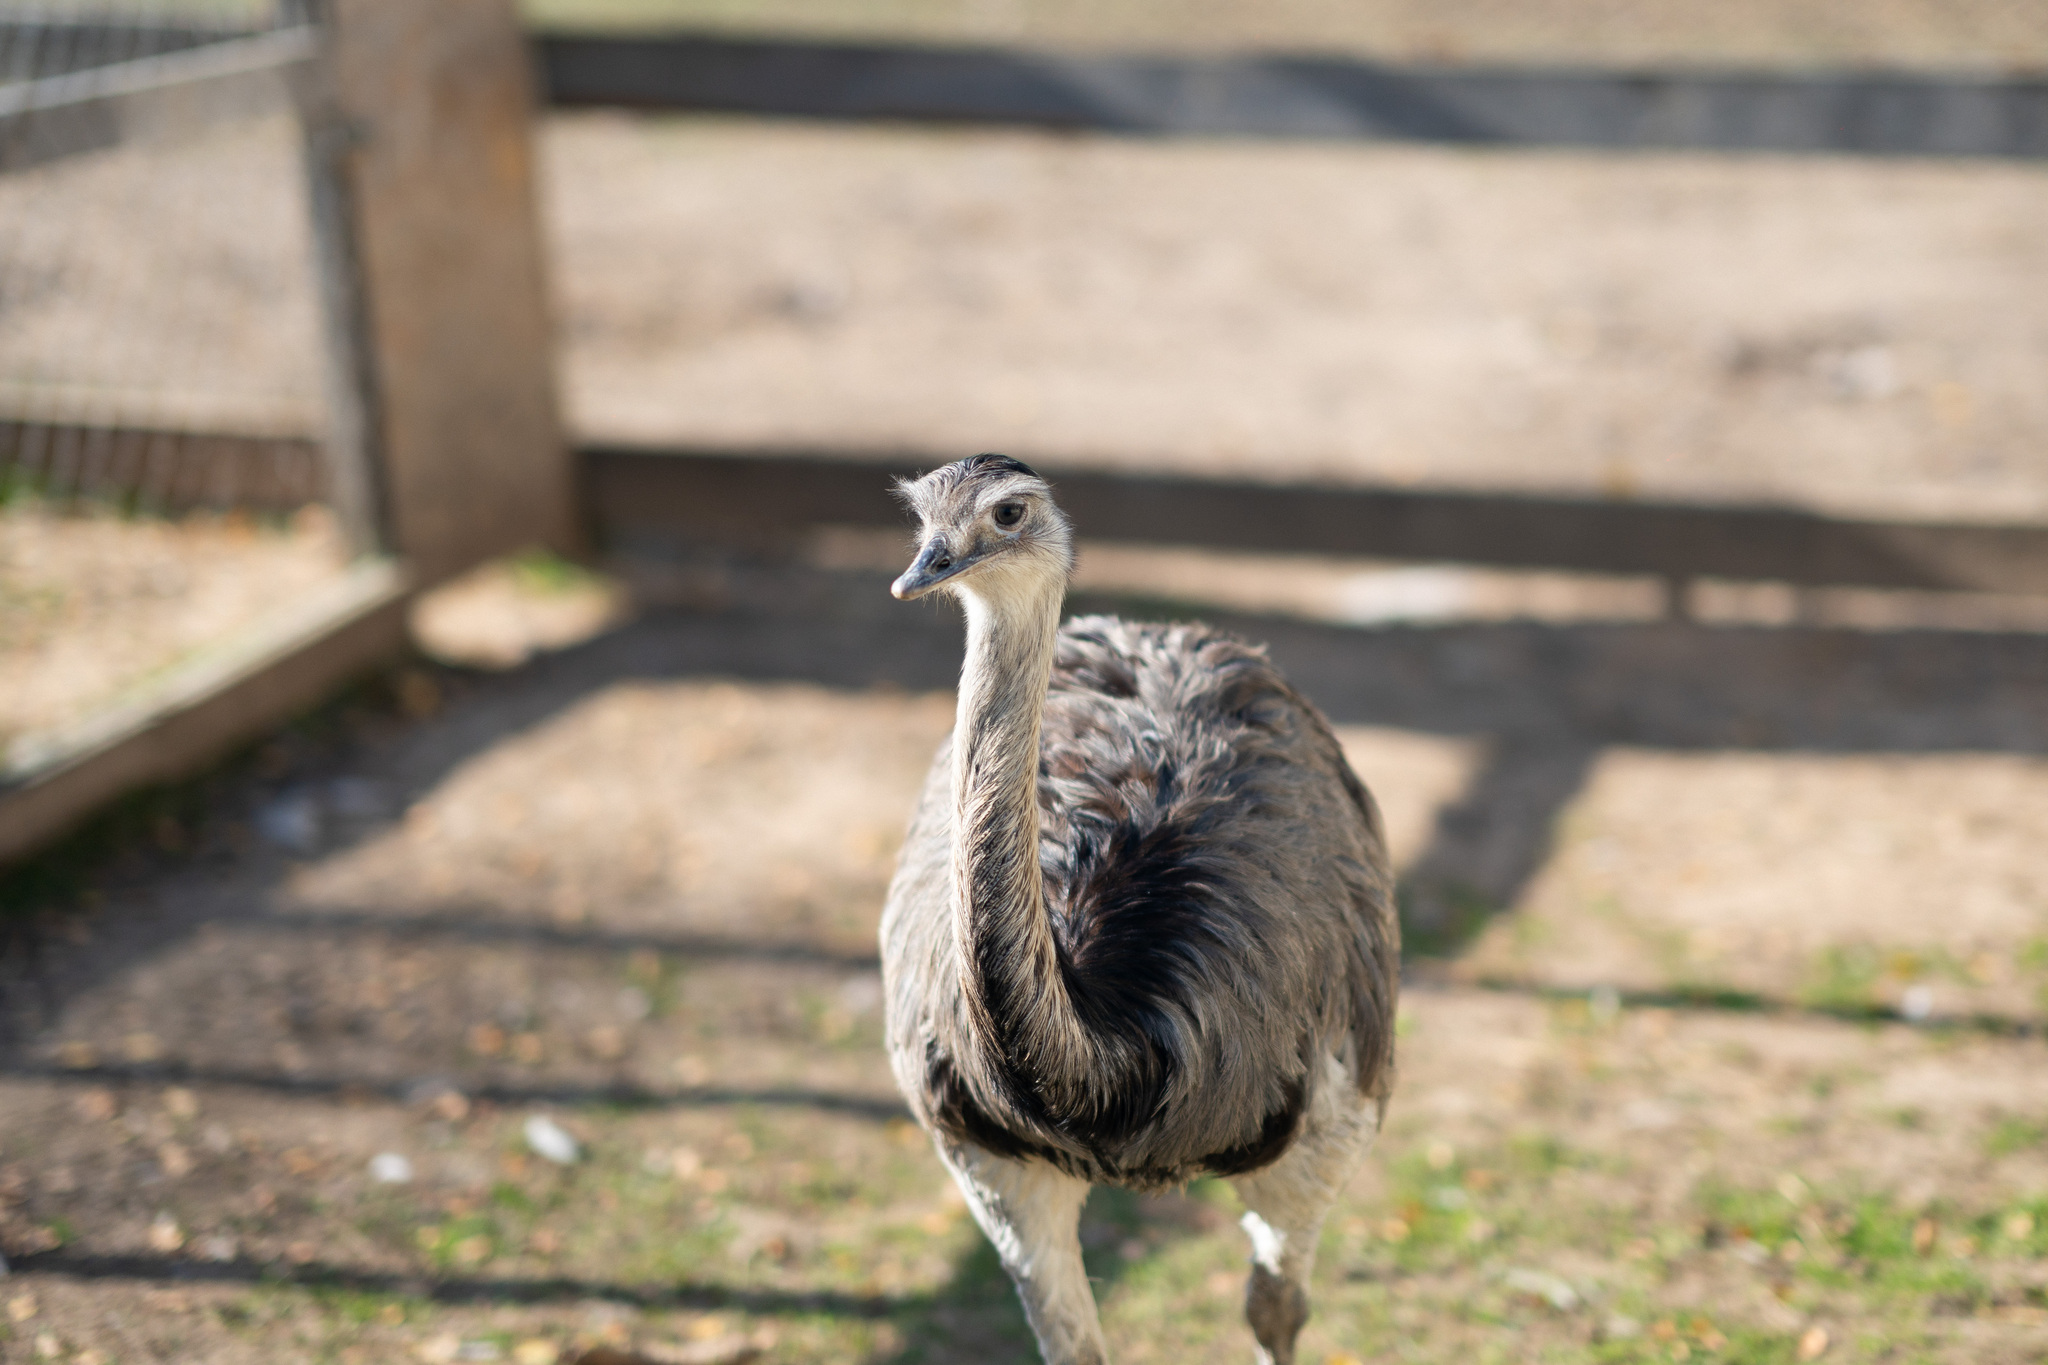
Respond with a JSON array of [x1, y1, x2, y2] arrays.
[[0, 558, 409, 866]]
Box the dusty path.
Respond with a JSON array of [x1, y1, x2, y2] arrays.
[[0, 505, 347, 752], [544, 113, 2048, 524], [2, 572, 2044, 1363], [7, 112, 2046, 526]]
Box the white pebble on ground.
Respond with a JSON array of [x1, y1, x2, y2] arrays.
[[524, 1114, 580, 1165], [369, 1152, 414, 1183]]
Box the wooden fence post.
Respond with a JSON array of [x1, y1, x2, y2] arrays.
[[299, 0, 574, 584]]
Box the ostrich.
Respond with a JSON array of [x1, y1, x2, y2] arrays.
[[881, 454, 1399, 1365]]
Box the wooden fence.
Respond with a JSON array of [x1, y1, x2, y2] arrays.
[[3, 6, 2044, 866]]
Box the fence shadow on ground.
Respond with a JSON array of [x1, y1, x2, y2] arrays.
[[2, 560, 2046, 1351], [3, 1179, 1225, 1365], [8, 560, 2048, 1035]]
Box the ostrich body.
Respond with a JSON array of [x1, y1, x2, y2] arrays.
[[881, 455, 1400, 1365]]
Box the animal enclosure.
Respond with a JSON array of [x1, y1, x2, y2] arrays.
[[0, 7, 331, 749], [1, 2, 2047, 1363]]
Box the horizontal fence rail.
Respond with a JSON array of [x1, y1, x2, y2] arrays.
[[585, 445, 2048, 596], [20, 427, 2047, 595], [11, 21, 2042, 160], [538, 33, 2048, 158]]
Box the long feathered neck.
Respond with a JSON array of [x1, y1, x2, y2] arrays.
[[951, 573, 1095, 1100]]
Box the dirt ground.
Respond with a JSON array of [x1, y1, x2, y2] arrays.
[[0, 503, 349, 754], [0, 115, 324, 440], [1, 563, 2045, 1364], [545, 116, 2048, 524], [6, 111, 2048, 525]]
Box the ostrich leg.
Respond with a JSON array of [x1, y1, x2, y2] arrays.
[[1229, 1060, 1382, 1365], [939, 1142, 1108, 1365]]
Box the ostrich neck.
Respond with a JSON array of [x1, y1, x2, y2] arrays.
[[952, 577, 1090, 1090]]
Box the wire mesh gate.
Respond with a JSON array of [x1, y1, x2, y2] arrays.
[[0, 0, 569, 864], [0, 3, 325, 508]]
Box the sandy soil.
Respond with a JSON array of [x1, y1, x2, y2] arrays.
[[0, 115, 325, 439], [543, 114, 2048, 523], [6, 111, 2045, 527], [1459, 747, 2048, 1020], [0, 504, 349, 754], [0, 571, 2043, 1362]]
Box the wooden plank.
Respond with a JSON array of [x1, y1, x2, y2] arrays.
[[304, 0, 575, 582], [10, 25, 2046, 162], [0, 27, 316, 174], [537, 33, 2048, 159], [8, 428, 2044, 595], [582, 445, 2048, 595], [0, 559, 410, 866]]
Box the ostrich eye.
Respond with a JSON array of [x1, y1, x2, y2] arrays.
[[992, 502, 1025, 528]]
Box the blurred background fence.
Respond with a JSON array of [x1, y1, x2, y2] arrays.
[[3, 0, 2047, 865], [0, 2, 325, 503]]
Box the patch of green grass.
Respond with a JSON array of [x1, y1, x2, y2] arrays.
[[1662, 983, 1770, 1012], [301, 1284, 422, 1327], [623, 948, 681, 1018], [1797, 945, 1987, 1020], [1587, 1318, 1803, 1365], [1984, 1115, 2047, 1157], [1973, 1194, 2048, 1257], [416, 1212, 511, 1272], [490, 1179, 539, 1215], [1692, 1179, 2008, 1308], [1798, 945, 1888, 1016], [509, 548, 605, 596], [1306, 1142, 2047, 1364], [1500, 1131, 1591, 1179], [798, 985, 884, 1049], [1330, 1131, 1617, 1279], [2019, 938, 2048, 973], [1397, 878, 1501, 958]]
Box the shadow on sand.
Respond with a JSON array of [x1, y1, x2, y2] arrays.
[[3, 561, 2045, 1356]]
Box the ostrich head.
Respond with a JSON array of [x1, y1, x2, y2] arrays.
[[891, 454, 1074, 604]]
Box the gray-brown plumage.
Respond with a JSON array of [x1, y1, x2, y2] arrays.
[[880, 454, 1399, 1365]]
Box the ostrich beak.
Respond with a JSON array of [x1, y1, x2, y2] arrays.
[[892, 536, 976, 600]]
